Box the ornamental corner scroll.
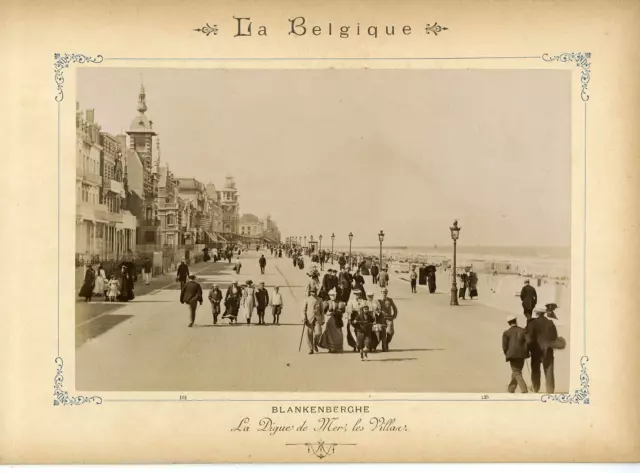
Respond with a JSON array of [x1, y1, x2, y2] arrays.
[[54, 53, 104, 102], [53, 357, 103, 406], [541, 356, 590, 405], [542, 52, 591, 101]]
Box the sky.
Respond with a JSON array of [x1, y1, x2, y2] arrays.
[[77, 68, 571, 248]]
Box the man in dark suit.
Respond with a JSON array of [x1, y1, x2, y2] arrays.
[[180, 274, 203, 327], [526, 308, 558, 393], [176, 260, 190, 290], [520, 278, 537, 319], [502, 315, 529, 393]]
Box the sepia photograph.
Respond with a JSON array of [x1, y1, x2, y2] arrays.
[[74, 68, 572, 393]]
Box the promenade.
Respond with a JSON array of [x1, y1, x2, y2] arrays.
[[75, 250, 570, 393]]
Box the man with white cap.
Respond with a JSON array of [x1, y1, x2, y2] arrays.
[[502, 314, 529, 393], [302, 287, 324, 354]]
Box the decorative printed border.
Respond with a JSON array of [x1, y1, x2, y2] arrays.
[[54, 357, 103, 406], [542, 52, 591, 101], [58, 52, 590, 409], [541, 356, 589, 404], [54, 53, 104, 102], [286, 440, 357, 459], [193, 23, 219, 36]]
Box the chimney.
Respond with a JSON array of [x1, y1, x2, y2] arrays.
[[86, 109, 95, 123]]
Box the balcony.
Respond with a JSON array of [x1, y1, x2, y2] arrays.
[[141, 219, 160, 227], [103, 179, 125, 195], [83, 171, 101, 185]]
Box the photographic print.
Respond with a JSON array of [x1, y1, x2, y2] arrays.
[[74, 68, 572, 393]]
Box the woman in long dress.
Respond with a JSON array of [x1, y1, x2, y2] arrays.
[[78, 265, 95, 302], [243, 281, 256, 324], [94, 264, 107, 297], [319, 302, 345, 353]]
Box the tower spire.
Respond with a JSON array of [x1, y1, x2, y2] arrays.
[[137, 76, 148, 114]]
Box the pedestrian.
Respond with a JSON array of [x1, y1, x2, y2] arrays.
[[318, 300, 344, 353], [378, 287, 398, 349], [520, 278, 538, 319], [304, 269, 321, 297], [78, 264, 95, 302], [321, 269, 334, 300], [255, 281, 269, 325], [353, 269, 365, 294], [176, 260, 189, 290], [223, 280, 241, 324], [353, 305, 375, 361], [180, 274, 203, 328], [118, 263, 135, 301], [468, 268, 479, 299], [323, 288, 339, 314], [142, 257, 152, 285], [339, 268, 352, 304], [234, 257, 242, 274], [365, 290, 380, 351], [427, 268, 437, 294], [378, 267, 389, 289], [259, 254, 267, 275], [526, 308, 559, 393], [208, 283, 223, 324], [338, 254, 347, 271], [409, 266, 418, 293], [107, 274, 120, 302], [243, 280, 256, 324], [271, 285, 283, 325], [370, 261, 380, 285], [93, 264, 106, 297], [458, 270, 469, 300], [319, 251, 325, 271], [302, 287, 324, 354], [502, 315, 529, 393]]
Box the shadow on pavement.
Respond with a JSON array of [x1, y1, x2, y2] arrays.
[[76, 313, 134, 348], [197, 323, 303, 328], [366, 357, 418, 362], [387, 348, 444, 353]]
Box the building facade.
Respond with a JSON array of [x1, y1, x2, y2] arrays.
[[239, 213, 263, 238], [76, 104, 136, 264], [219, 176, 239, 235]]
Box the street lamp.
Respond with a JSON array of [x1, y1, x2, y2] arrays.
[[449, 219, 461, 306], [331, 233, 335, 264], [348, 232, 353, 267], [319, 234, 322, 251], [378, 230, 385, 268]]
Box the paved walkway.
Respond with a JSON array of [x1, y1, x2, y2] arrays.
[[75, 250, 570, 393]]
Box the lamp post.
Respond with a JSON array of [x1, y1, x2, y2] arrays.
[[449, 219, 461, 306], [378, 230, 385, 268], [304, 236, 307, 249], [331, 233, 335, 264], [348, 232, 353, 267], [310, 234, 314, 252], [319, 234, 322, 251]]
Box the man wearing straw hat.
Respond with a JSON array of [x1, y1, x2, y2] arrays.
[[502, 314, 529, 393], [301, 287, 324, 354]]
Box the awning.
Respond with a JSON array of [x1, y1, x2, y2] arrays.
[[205, 231, 219, 243]]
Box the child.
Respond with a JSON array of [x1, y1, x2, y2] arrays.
[[107, 275, 120, 302], [271, 285, 283, 325]]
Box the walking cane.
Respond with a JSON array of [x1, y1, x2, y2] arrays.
[[298, 320, 306, 352]]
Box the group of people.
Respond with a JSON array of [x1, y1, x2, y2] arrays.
[[78, 259, 138, 302], [501, 278, 564, 394], [302, 283, 399, 360], [179, 275, 285, 327]]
